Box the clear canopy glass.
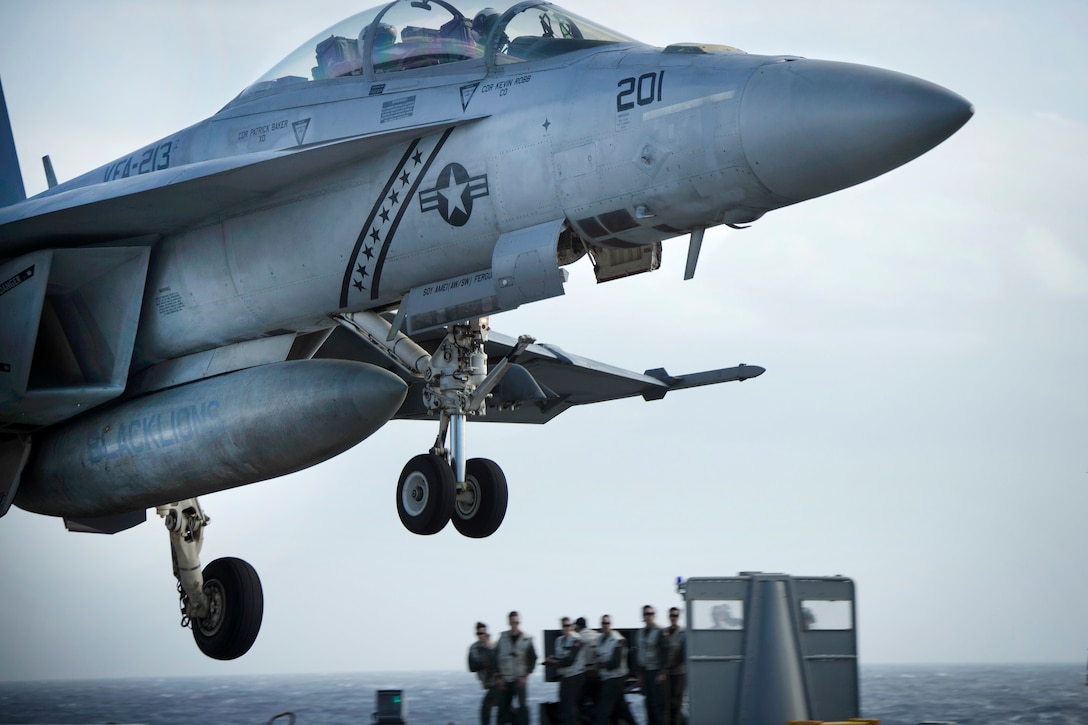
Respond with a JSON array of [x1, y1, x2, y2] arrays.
[[239, 1, 637, 98]]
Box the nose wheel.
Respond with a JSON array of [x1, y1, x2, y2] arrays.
[[396, 454, 509, 538], [453, 457, 508, 538], [397, 453, 456, 535]]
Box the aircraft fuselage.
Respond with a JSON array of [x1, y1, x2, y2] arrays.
[[119, 48, 757, 364], [15, 27, 968, 374]]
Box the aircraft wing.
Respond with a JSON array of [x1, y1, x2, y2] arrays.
[[313, 326, 764, 424], [0, 115, 487, 254]]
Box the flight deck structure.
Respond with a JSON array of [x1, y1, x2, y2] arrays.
[[682, 572, 858, 725]]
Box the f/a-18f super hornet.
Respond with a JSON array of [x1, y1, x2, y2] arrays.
[[0, 1, 971, 659]]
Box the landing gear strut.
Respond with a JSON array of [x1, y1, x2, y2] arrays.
[[158, 498, 263, 660]]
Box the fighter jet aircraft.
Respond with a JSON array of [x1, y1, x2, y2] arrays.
[[0, 0, 971, 660]]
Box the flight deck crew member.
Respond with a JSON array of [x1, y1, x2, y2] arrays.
[[636, 606, 667, 725], [662, 607, 687, 725], [574, 617, 600, 720], [497, 610, 537, 725], [593, 615, 629, 725], [469, 621, 500, 725], [546, 617, 585, 725]]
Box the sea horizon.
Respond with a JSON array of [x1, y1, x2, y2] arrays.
[[2, 660, 1083, 684], [2, 663, 1086, 724]]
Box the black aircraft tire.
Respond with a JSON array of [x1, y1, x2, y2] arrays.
[[191, 557, 263, 661], [397, 453, 456, 535], [452, 457, 508, 539]]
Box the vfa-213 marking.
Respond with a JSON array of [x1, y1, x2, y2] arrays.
[[102, 139, 178, 182]]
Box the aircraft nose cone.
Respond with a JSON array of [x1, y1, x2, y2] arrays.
[[739, 59, 973, 202]]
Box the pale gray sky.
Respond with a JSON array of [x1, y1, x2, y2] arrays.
[[1, 1, 1086, 681]]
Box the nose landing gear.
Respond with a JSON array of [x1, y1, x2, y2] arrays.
[[403, 317, 526, 538], [334, 312, 530, 540]]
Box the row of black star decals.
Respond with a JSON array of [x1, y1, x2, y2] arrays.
[[339, 130, 453, 308]]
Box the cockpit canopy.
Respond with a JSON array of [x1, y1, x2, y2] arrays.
[[240, 0, 637, 98]]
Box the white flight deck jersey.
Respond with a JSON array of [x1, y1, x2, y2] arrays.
[[637, 625, 663, 670], [554, 631, 585, 678], [596, 630, 628, 680], [497, 629, 536, 681], [575, 628, 600, 672]]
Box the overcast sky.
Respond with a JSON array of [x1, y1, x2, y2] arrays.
[[1, 0, 1086, 682]]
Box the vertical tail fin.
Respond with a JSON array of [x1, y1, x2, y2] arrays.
[[0, 77, 27, 207]]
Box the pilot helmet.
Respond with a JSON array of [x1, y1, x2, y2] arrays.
[[472, 8, 500, 38], [360, 22, 397, 48]]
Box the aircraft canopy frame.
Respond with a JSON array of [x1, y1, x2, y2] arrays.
[[238, 0, 638, 99]]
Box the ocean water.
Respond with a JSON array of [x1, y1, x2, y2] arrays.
[[0, 664, 1084, 724], [860, 664, 1087, 724]]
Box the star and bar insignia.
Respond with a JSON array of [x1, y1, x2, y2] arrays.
[[418, 163, 490, 227]]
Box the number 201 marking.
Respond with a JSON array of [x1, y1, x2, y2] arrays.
[[617, 71, 664, 112]]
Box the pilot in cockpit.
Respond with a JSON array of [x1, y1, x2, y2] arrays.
[[471, 8, 503, 47], [359, 22, 398, 64]]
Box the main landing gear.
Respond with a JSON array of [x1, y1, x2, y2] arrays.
[[397, 318, 524, 538], [157, 498, 263, 660]]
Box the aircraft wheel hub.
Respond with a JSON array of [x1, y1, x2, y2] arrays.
[[456, 478, 481, 518], [195, 579, 226, 637], [402, 473, 430, 516]]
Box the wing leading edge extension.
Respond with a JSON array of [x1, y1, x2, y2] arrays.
[[0, 113, 488, 254]]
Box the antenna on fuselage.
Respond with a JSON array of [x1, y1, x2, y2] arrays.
[[683, 227, 706, 280]]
